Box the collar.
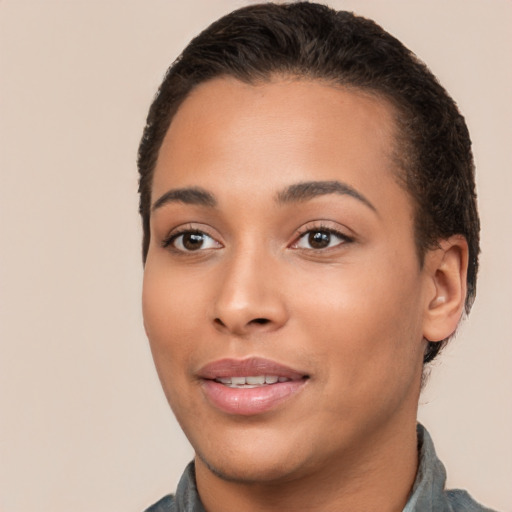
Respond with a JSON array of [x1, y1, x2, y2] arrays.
[[166, 424, 492, 512]]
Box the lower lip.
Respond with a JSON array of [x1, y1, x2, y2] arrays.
[[201, 379, 307, 416]]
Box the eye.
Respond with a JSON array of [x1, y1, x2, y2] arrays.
[[293, 228, 351, 250], [164, 230, 221, 252]]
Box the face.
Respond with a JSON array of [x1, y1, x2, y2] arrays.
[[143, 77, 432, 484]]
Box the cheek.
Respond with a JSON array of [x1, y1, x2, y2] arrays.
[[293, 264, 425, 430], [142, 261, 206, 363], [142, 263, 208, 417], [291, 254, 424, 372]]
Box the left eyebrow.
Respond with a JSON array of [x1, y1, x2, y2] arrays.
[[275, 180, 377, 213], [151, 186, 217, 212]]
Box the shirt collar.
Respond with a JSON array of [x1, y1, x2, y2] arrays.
[[403, 423, 450, 512], [174, 461, 205, 512], [174, 424, 451, 512]]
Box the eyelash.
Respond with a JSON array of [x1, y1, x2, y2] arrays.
[[161, 228, 220, 253], [161, 224, 354, 253], [292, 225, 354, 251]]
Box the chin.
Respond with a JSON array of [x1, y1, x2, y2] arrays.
[[191, 427, 317, 485], [195, 449, 308, 484]]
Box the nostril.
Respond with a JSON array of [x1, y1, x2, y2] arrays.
[[212, 316, 272, 332], [251, 318, 270, 325], [214, 318, 226, 327]]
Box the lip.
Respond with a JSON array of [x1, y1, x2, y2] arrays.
[[198, 357, 309, 416]]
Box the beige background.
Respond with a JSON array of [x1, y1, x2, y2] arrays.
[[1, 1, 511, 511]]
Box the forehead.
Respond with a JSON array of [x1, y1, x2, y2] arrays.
[[153, 77, 407, 213]]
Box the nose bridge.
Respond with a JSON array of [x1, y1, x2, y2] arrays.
[[213, 239, 287, 334]]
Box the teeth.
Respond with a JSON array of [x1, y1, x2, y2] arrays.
[[246, 375, 265, 385], [214, 375, 286, 387]]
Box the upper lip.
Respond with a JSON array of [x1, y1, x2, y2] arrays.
[[197, 357, 308, 381]]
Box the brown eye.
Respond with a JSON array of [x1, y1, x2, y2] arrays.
[[182, 232, 206, 250], [308, 231, 331, 249], [167, 231, 220, 252], [294, 228, 351, 250]]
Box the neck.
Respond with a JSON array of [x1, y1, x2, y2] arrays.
[[195, 415, 419, 512]]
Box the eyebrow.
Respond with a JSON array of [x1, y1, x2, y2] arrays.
[[151, 180, 376, 213], [152, 186, 217, 211], [276, 180, 377, 212]]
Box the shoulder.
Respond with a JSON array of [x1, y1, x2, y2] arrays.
[[405, 425, 498, 512], [444, 489, 498, 512], [143, 494, 175, 512], [142, 461, 202, 512]]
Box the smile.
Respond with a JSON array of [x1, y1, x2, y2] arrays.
[[215, 375, 291, 387], [198, 358, 309, 415]]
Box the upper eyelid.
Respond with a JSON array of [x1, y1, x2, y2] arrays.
[[164, 223, 216, 238], [297, 226, 345, 236], [294, 228, 352, 245], [292, 221, 354, 239]]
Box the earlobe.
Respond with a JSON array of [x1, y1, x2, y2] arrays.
[[423, 235, 469, 343]]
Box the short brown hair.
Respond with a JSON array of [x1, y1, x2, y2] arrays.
[[137, 2, 480, 363]]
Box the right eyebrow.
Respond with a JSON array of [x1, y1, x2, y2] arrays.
[[276, 180, 377, 213], [151, 186, 217, 212]]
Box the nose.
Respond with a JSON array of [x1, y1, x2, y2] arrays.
[[212, 246, 288, 336]]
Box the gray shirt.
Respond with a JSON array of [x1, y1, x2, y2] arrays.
[[145, 424, 496, 511]]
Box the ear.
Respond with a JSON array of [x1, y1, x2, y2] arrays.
[[422, 235, 469, 342]]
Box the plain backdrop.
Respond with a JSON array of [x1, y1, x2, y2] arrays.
[[1, 1, 511, 511]]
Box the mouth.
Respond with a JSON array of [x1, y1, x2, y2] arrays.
[[198, 357, 309, 415], [214, 375, 294, 388]]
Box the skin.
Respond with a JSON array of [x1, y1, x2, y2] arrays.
[[142, 77, 467, 512]]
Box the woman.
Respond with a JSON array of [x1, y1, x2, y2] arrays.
[[138, 3, 495, 511]]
